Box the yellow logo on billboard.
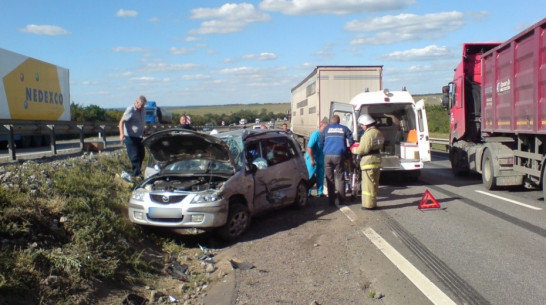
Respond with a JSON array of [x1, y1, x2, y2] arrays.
[[3, 58, 65, 120]]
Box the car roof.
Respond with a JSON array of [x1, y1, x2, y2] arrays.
[[217, 128, 291, 141]]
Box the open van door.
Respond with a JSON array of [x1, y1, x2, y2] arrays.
[[330, 101, 357, 141], [414, 99, 431, 162]]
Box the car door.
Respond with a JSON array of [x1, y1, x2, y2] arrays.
[[413, 99, 431, 162], [249, 137, 296, 212]]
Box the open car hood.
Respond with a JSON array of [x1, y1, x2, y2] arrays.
[[143, 129, 234, 168]]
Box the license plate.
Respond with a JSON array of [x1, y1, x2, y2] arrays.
[[148, 207, 182, 218]]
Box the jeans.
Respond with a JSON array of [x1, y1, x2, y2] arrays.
[[124, 136, 145, 177]]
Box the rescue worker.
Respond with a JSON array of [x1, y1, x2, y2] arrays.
[[351, 114, 384, 209]]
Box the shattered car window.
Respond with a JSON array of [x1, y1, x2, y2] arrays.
[[218, 135, 244, 170]]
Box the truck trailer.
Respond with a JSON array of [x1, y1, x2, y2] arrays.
[[145, 101, 172, 124], [0, 48, 70, 147], [442, 17, 546, 195], [290, 66, 382, 138]]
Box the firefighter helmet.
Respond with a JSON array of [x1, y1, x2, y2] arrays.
[[358, 114, 376, 126]]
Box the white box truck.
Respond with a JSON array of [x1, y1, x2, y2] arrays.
[[290, 66, 383, 138]]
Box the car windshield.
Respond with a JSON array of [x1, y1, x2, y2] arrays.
[[217, 134, 244, 171]]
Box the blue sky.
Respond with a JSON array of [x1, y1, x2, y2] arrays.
[[1, 1, 544, 109]]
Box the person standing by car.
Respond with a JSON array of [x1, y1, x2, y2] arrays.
[[351, 114, 384, 209], [119, 95, 147, 182], [180, 115, 195, 130], [322, 115, 354, 206], [282, 123, 292, 134], [306, 120, 328, 198]]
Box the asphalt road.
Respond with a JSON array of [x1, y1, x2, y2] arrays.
[[204, 152, 546, 305]]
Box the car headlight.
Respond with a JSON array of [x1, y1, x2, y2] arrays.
[[191, 190, 222, 203], [131, 190, 147, 201]]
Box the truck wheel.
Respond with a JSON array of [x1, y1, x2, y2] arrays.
[[482, 149, 498, 190], [451, 149, 469, 176], [293, 181, 308, 209], [217, 203, 250, 241]]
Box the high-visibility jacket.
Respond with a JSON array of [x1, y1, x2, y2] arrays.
[[352, 126, 384, 170]]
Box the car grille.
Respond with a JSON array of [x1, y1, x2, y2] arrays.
[[150, 194, 186, 204]]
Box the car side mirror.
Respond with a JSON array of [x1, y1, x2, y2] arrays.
[[441, 86, 450, 108]]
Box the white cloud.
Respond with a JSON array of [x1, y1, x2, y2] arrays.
[[139, 63, 202, 73], [170, 47, 193, 55], [190, 3, 271, 34], [116, 9, 138, 17], [259, 0, 415, 15], [181, 74, 211, 81], [219, 66, 257, 74], [19, 24, 69, 36], [467, 10, 488, 21], [347, 11, 465, 45], [313, 44, 334, 60], [381, 45, 451, 61], [185, 36, 201, 42], [242, 52, 278, 60], [112, 47, 147, 52]]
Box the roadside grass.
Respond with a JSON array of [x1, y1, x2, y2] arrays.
[[0, 152, 188, 305]]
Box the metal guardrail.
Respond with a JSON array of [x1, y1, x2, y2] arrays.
[[0, 120, 178, 162], [430, 137, 450, 152]]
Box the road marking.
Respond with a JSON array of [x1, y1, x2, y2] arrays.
[[362, 227, 457, 305], [337, 206, 457, 305], [475, 190, 542, 211], [339, 206, 357, 222]]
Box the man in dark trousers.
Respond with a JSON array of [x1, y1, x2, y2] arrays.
[[322, 115, 354, 206], [119, 95, 147, 182]]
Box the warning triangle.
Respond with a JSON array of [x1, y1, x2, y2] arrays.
[[418, 189, 441, 209]]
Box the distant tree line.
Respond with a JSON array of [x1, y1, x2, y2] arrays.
[[70, 103, 449, 134], [70, 104, 289, 126]]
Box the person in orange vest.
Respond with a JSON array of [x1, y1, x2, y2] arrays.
[[351, 114, 384, 209]]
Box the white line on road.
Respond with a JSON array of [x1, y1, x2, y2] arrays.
[[475, 190, 542, 210], [338, 206, 457, 305], [362, 227, 457, 305]]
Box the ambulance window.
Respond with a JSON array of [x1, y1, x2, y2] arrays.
[[418, 109, 424, 132]]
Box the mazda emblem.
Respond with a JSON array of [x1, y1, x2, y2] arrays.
[[162, 195, 169, 203]]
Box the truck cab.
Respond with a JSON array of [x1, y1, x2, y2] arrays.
[[145, 101, 159, 124], [331, 89, 430, 177]]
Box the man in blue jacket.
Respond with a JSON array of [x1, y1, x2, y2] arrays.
[[323, 115, 354, 206]]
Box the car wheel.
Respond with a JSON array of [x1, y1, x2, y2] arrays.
[[217, 203, 250, 241], [293, 181, 308, 209]]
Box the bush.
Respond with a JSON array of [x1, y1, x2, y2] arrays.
[[0, 153, 157, 304]]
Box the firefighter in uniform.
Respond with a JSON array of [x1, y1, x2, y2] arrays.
[[351, 114, 384, 209]]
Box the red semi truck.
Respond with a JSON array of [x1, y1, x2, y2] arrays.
[[442, 17, 546, 195]]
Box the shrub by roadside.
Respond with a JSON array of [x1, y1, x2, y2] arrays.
[[0, 151, 211, 305]]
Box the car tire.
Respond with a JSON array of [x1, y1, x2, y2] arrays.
[[293, 181, 308, 209], [217, 203, 250, 241]]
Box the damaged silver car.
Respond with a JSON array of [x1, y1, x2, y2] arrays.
[[128, 128, 309, 241]]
